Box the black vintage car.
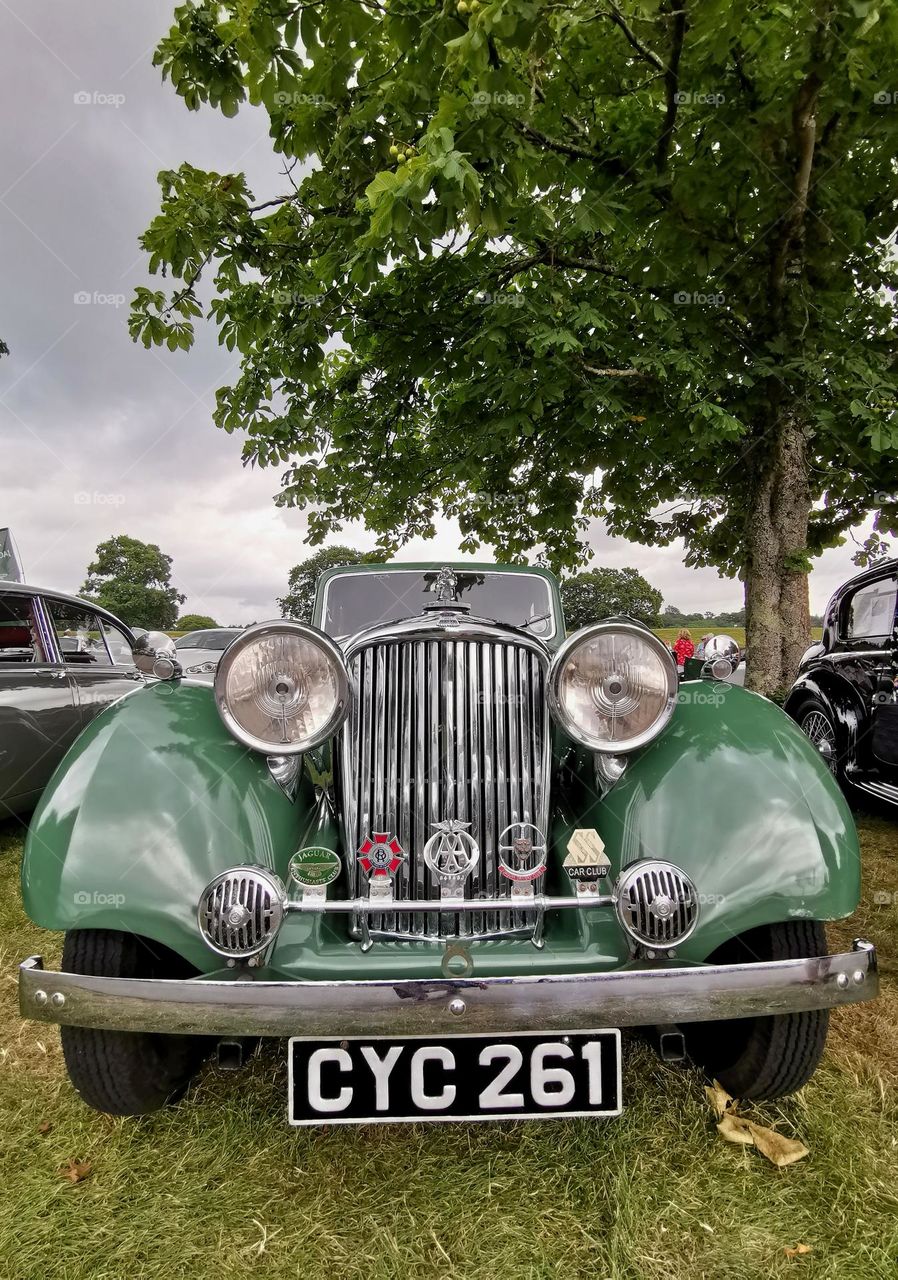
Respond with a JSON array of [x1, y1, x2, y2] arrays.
[[786, 558, 898, 806]]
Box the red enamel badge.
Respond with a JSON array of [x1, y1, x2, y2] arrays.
[[358, 832, 404, 877]]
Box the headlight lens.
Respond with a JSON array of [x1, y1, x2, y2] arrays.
[[214, 621, 350, 754], [548, 622, 677, 753]]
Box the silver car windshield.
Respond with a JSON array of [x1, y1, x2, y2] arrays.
[[320, 570, 556, 640], [175, 629, 239, 651]]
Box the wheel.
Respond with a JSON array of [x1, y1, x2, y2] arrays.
[[795, 697, 840, 779], [60, 930, 209, 1116], [684, 920, 830, 1100]]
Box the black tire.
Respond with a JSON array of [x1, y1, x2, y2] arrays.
[[794, 696, 841, 781], [684, 920, 830, 1100], [61, 930, 208, 1116]]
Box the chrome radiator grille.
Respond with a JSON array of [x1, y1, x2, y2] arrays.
[[339, 624, 551, 942]]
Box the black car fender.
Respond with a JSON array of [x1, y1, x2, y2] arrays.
[[785, 667, 866, 770]]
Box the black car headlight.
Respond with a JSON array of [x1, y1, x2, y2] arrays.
[[214, 621, 350, 754], [548, 622, 677, 753]]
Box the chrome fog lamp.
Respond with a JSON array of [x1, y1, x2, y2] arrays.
[[198, 866, 286, 960], [214, 621, 350, 754], [614, 860, 699, 948], [548, 622, 677, 753]]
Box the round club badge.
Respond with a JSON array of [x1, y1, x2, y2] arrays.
[[289, 847, 342, 888]]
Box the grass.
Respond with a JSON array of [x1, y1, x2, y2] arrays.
[[1, 813, 897, 1280]]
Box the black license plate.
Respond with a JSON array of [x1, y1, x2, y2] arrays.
[[288, 1030, 622, 1125]]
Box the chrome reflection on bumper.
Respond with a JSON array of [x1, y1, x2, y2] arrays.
[[19, 940, 877, 1038]]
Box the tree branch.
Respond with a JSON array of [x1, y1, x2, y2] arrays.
[[604, 3, 665, 72], [655, 4, 687, 174]]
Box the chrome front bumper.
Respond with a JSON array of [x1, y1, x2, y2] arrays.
[[19, 940, 877, 1038]]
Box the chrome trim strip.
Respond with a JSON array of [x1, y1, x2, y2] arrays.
[[19, 940, 878, 1037]]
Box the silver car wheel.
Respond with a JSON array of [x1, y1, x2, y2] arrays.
[[801, 708, 838, 776]]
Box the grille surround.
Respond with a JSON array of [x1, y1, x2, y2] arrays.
[[198, 866, 286, 958], [614, 860, 699, 948], [339, 616, 551, 942]]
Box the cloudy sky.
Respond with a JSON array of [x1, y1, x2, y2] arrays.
[[0, 1, 872, 623]]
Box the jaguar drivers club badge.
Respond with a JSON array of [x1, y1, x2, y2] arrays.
[[357, 831, 405, 879], [498, 823, 548, 883]]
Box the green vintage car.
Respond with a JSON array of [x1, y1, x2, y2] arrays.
[[19, 563, 877, 1122]]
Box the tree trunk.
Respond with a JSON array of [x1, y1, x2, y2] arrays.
[[743, 415, 812, 699]]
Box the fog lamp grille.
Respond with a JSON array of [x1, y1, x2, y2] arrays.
[[614, 861, 699, 948], [198, 867, 285, 959]]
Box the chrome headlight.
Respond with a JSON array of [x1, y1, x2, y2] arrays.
[[214, 621, 350, 754], [548, 622, 677, 753]]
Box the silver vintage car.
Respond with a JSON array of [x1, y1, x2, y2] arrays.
[[0, 582, 139, 815]]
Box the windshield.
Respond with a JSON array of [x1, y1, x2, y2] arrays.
[[175, 629, 239, 651], [321, 570, 556, 639]]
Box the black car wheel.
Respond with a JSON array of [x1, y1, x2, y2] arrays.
[[684, 920, 829, 1100], [60, 930, 209, 1116], [796, 698, 840, 778]]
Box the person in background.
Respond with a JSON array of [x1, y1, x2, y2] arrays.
[[673, 628, 694, 672], [695, 633, 714, 659]]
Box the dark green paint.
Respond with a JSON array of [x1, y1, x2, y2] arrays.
[[22, 661, 859, 980]]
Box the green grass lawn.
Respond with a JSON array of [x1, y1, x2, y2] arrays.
[[1, 813, 897, 1280]]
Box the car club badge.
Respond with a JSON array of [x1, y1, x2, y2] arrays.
[[498, 823, 548, 886], [423, 819, 480, 899], [563, 828, 612, 893], [357, 832, 405, 879], [289, 847, 342, 889]]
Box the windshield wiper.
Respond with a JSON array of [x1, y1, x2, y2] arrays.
[[519, 611, 551, 631]]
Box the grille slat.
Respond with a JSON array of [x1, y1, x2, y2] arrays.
[[341, 629, 550, 942]]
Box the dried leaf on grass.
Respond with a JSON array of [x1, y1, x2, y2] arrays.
[[784, 1243, 813, 1258], [37, 1121, 52, 1135], [708, 1081, 810, 1167], [748, 1122, 809, 1168], [58, 1158, 92, 1184], [704, 1081, 737, 1120]]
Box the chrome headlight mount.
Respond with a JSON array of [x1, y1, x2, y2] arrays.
[[548, 622, 678, 753], [214, 621, 350, 755]]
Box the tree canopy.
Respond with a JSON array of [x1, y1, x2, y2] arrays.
[[562, 566, 662, 630], [133, 0, 898, 693], [176, 613, 219, 630], [81, 535, 185, 630], [278, 544, 369, 620]]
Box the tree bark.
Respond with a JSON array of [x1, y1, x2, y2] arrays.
[[743, 416, 812, 698]]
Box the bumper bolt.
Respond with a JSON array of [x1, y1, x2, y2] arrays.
[[50, 992, 66, 1009], [836, 972, 849, 989], [448, 997, 466, 1016], [33, 989, 47, 1007], [853, 969, 865, 985]]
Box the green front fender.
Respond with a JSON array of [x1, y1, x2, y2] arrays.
[[575, 682, 861, 960], [21, 681, 309, 971]]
